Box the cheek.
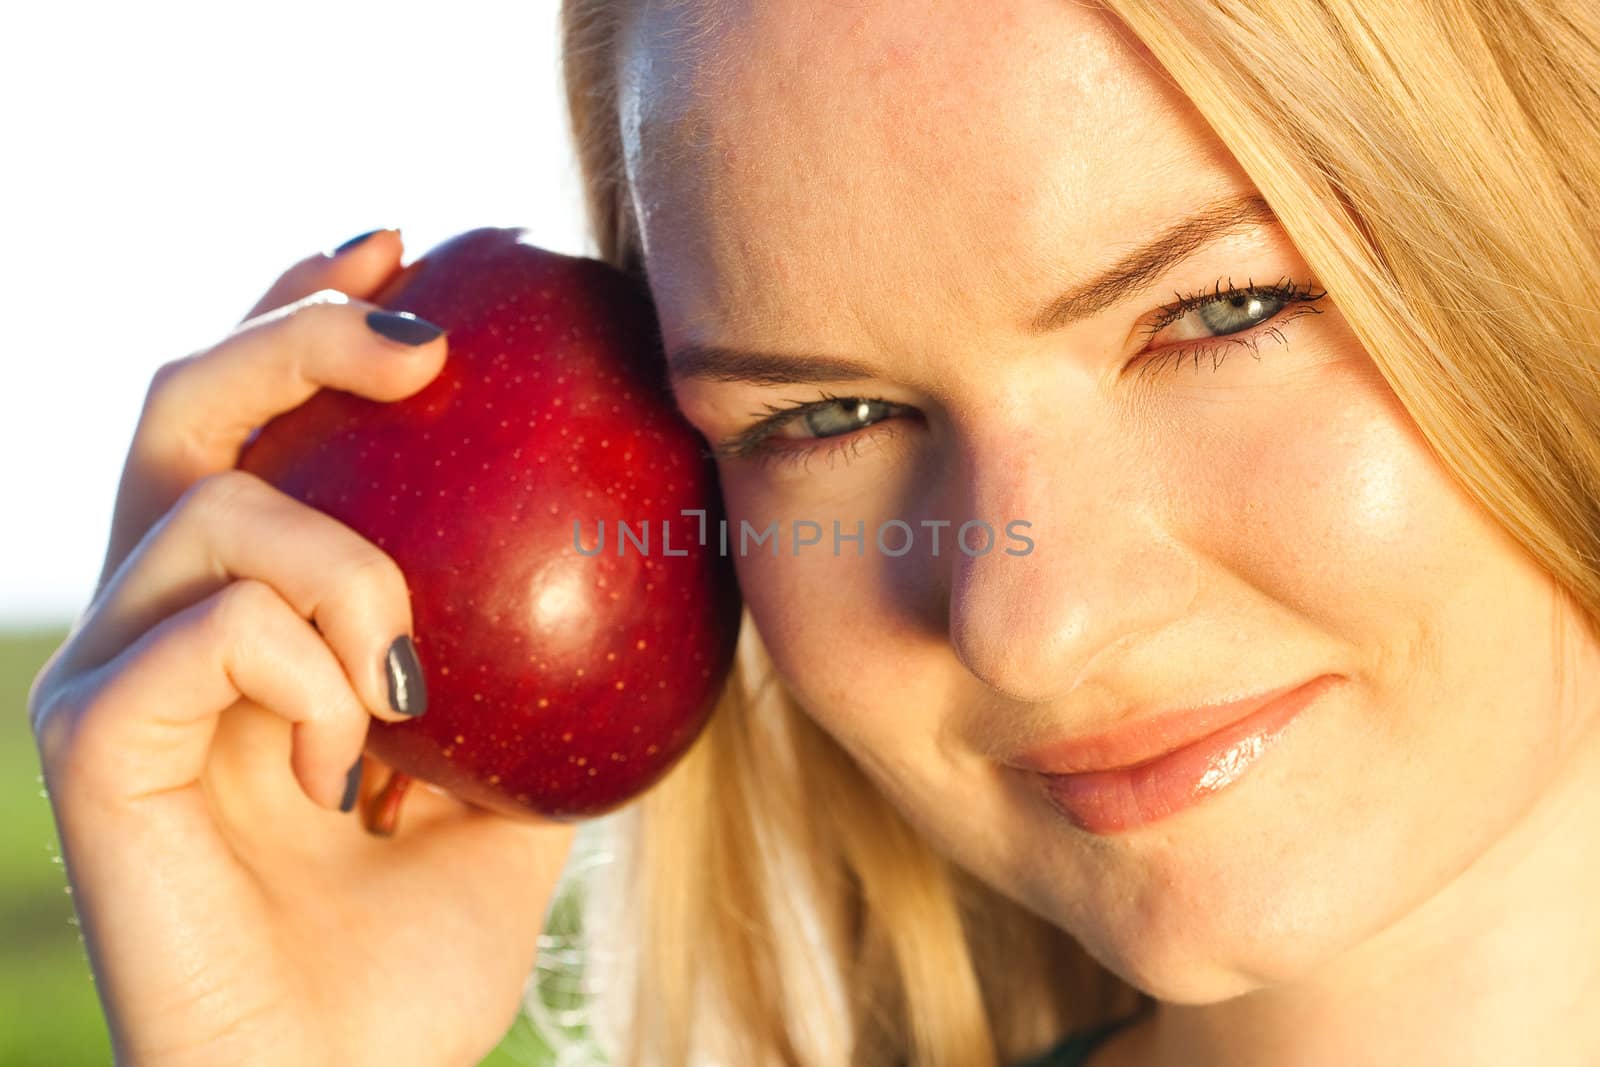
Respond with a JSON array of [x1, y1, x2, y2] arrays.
[[1050, 356, 1574, 992], [715, 465, 938, 753], [1175, 347, 1565, 771], [1175, 355, 1475, 641]]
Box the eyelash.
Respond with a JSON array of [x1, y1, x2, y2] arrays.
[[715, 276, 1330, 470], [1130, 276, 1327, 380]]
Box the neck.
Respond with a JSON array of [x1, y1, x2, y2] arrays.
[[1121, 702, 1600, 1067]]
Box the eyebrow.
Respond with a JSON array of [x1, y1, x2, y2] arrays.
[[666, 192, 1278, 385]]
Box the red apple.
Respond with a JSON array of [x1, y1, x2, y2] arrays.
[[236, 227, 742, 831]]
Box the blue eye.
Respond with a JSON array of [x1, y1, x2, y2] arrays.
[[713, 391, 912, 464], [711, 275, 1330, 468], [1134, 277, 1328, 379], [1191, 291, 1287, 335], [771, 397, 900, 441]]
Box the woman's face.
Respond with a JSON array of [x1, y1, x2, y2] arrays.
[[617, 0, 1600, 1000]]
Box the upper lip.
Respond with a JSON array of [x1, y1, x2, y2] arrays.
[[1006, 675, 1331, 776]]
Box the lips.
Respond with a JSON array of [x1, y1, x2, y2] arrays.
[[1011, 674, 1341, 834]]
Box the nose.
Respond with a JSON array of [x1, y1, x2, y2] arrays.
[[943, 420, 1198, 703]]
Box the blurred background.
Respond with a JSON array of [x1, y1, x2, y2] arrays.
[[2, 1, 599, 1062]]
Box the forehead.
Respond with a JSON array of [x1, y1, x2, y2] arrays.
[[618, 0, 1252, 349]]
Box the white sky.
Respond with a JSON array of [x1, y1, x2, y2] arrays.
[[2, 1, 596, 626]]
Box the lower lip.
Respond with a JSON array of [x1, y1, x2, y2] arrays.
[[1036, 675, 1338, 835]]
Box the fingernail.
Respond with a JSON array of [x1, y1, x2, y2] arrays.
[[331, 229, 384, 256], [385, 635, 429, 717], [366, 310, 444, 347], [340, 756, 364, 813]]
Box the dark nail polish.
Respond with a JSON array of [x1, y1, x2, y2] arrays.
[[385, 635, 429, 717], [340, 756, 363, 813], [332, 229, 383, 255], [366, 310, 444, 347]]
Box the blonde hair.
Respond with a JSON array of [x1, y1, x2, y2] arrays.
[[533, 1, 1600, 1064]]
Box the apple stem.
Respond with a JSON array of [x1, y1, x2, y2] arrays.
[[362, 769, 414, 837]]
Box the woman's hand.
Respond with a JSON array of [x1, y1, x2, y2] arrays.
[[26, 230, 579, 1067]]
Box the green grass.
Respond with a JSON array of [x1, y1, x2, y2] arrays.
[[0, 625, 589, 1066], [0, 627, 111, 1067]]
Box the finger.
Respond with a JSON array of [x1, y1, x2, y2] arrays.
[[67, 469, 425, 727], [101, 289, 448, 592], [241, 227, 407, 324], [38, 577, 372, 814]]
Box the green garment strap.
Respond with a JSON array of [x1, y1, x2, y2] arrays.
[[1007, 1000, 1155, 1067]]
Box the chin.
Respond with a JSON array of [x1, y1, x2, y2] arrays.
[[1080, 913, 1338, 1005], [1005, 787, 1423, 1006], [1057, 839, 1418, 1005]]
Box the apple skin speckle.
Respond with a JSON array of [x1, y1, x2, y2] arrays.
[[238, 227, 742, 821]]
